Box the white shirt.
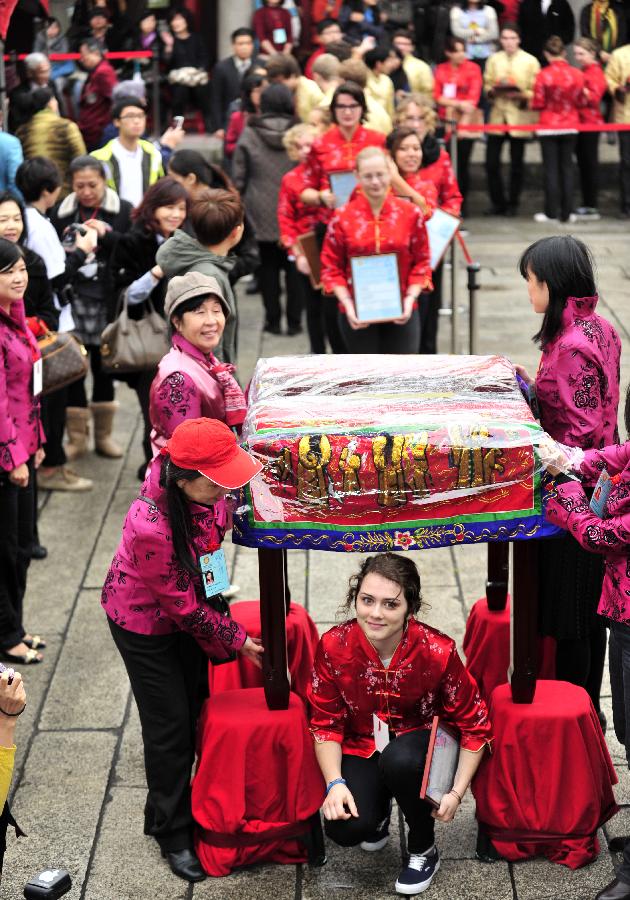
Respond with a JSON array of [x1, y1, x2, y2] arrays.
[[24, 206, 74, 332], [111, 139, 144, 208]]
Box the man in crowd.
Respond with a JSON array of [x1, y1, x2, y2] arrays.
[[9, 52, 62, 131], [304, 17, 344, 78], [265, 53, 323, 123], [391, 30, 434, 100], [484, 24, 540, 216], [91, 97, 164, 207], [78, 40, 118, 151], [364, 46, 396, 121], [605, 42, 630, 217], [311, 53, 341, 105], [211, 27, 258, 138]]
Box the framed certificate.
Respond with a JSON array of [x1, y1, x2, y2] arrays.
[[297, 231, 322, 289], [350, 253, 402, 324], [329, 171, 358, 207], [420, 716, 460, 808], [426, 207, 460, 270]]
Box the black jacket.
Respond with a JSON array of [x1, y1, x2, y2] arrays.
[[518, 0, 575, 60], [211, 56, 251, 132], [23, 247, 58, 331], [108, 221, 166, 320]]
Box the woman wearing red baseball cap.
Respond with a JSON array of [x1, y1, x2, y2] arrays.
[[101, 417, 263, 883]]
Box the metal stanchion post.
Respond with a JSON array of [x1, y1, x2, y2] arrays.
[[151, 52, 160, 138], [467, 262, 481, 355], [449, 122, 459, 354]]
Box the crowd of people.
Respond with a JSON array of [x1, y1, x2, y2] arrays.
[[1, 1, 630, 898]]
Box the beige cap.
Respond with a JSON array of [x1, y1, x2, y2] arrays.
[[164, 272, 230, 321]]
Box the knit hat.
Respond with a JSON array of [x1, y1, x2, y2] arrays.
[[164, 272, 230, 321]]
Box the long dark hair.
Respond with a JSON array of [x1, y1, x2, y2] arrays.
[[159, 454, 201, 577], [518, 235, 597, 347], [342, 552, 422, 620], [0, 191, 27, 244], [168, 149, 235, 192], [0, 237, 24, 273]]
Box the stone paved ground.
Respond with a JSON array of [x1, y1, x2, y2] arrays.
[[4, 215, 630, 900]]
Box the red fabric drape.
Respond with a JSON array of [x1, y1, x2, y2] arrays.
[[0, 0, 19, 39], [192, 689, 325, 876], [209, 601, 319, 704], [463, 595, 556, 702], [472, 681, 619, 869]]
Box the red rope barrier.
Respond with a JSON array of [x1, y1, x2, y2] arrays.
[[2, 50, 154, 61], [455, 230, 473, 264], [445, 120, 630, 133]]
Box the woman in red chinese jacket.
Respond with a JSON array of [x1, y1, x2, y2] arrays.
[[278, 123, 346, 355], [573, 37, 608, 220], [532, 36, 585, 223], [320, 146, 432, 355], [301, 81, 385, 213], [308, 553, 492, 897], [433, 37, 483, 215]]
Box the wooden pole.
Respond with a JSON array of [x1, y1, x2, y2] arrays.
[[509, 540, 538, 703], [258, 547, 290, 710]]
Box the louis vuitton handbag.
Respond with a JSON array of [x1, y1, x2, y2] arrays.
[[100, 289, 169, 374], [38, 330, 89, 395]]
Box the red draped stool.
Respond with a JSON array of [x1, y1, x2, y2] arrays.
[[472, 681, 619, 869], [192, 688, 325, 877], [209, 601, 319, 704], [463, 595, 556, 703]]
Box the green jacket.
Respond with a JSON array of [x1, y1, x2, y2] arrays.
[[90, 138, 164, 196]]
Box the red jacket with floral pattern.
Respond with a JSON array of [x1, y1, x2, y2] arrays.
[[320, 189, 433, 300], [277, 162, 323, 252], [420, 149, 463, 216], [580, 62, 607, 124], [308, 618, 492, 757], [535, 296, 620, 473], [401, 171, 439, 217], [546, 441, 630, 625], [532, 59, 585, 129], [304, 124, 386, 192], [434, 60, 483, 120]]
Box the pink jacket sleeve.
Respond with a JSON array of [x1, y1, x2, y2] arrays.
[[547, 479, 630, 557], [0, 349, 27, 471], [320, 213, 349, 294], [580, 443, 630, 481]]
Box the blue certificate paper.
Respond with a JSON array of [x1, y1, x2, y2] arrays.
[[329, 171, 358, 207], [350, 253, 402, 323], [426, 208, 460, 269]]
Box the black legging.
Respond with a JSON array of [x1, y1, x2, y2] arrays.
[[539, 135, 577, 222], [258, 242, 303, 332], [339, 308, 420, 355], [555, 622, 607, 714], [0, 458, 34, 649], [326, 729, 435, 855], [295, 268, 346, 354], [66, 344, 115, 406]]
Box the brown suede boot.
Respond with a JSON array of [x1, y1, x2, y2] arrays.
[[65, 406, 91, 461], [90, 401, 123, 458]]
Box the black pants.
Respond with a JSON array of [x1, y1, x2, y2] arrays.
[[258, 242, 303, 332], [67, 344, 115, 406], [0, 459, 34, 649], [108, 619, 209, 852], [419, 263, 443, 355], [575, 132, 600, 209], [540, 135, 577, 221], [170, 83, 212, 130], [555, 623, 607, 714], [295, 269, 346, 354], [456, 139, 475, 211], [40, 387, 67, 468], [339, 308, 420, 354], [485, 134, 526, 212], [619, 132, 630, 214], [126, 369, 156, 463], [325, 730, 435, 855]]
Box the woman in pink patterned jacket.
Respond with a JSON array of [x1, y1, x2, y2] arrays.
[[102, 417, 263, 883], [0, 238, 47, 666], [516, 234, 621, 727], [148, 272, 247, 459]]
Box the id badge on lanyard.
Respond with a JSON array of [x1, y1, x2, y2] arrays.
[[32, 358, 43, 396], [199, 549, 230, 599], [273, 27, 288, 44]]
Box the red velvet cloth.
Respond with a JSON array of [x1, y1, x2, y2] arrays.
[[192, 688, 325, 876], [209, 601, 319, 704], [463, 595, 556, 702], [472, 681, 619, 868]]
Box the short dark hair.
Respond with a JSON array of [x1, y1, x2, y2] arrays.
[[330, 81, 367, 125], [317, 17, 340, 34], [0, 237, 24, 273], [15, 156, 61, 203], [28, 86, 54, 115], [386, 126, 421, 158], [364, 46, 390, 70], [168, 7, 194, 30], [265, 53, 300, 81], [80, 38, 103, 56], [231, 26, 254, 41], [111, 95, 146, 120], [518, 235, 597, 347], [444, 36, 465, 54], [69, 155, 107, 179], [260, 83, 294, 116], [191, 188, 244, 245], [393, 29, 414, 41], [132, 176, 189, 233], [240, 72, 267, 112], [326, 40, 353, 62], [342, 553, 422, 619], [0, 191, 26, 244], [168, 150, 234, 191], [544, 35, 565, 56], [500, 21, 521, 36]]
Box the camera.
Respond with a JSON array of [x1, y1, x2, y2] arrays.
[[61, 223, 87, 249]]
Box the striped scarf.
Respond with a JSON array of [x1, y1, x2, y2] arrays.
[[590, 0, 618, 52]]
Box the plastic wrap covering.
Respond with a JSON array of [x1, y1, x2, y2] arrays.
[[232, 355, 563, 552]]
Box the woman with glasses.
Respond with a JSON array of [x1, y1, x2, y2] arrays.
[[300, 82, 385, 215], [320, 146, 432, 354]]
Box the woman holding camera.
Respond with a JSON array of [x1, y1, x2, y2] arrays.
[[102, 416, 264, 882], [50, 156, 132, 461], [309, 553, 492, 896]]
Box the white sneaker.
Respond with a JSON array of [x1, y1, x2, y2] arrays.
[[360, 810, 391, 851], [533, 213, 559, 223]]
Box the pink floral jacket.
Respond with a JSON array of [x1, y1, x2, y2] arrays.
[[546, 442, 630, 626], [101, 457, 247, 659], [535, 296, 620, 473], [308, 618, 492, 757], [0, 300, 44, 472]]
